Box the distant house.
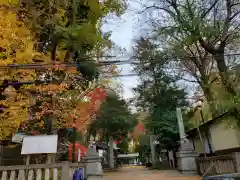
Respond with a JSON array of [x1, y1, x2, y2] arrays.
[[187, 112, 240, 156]]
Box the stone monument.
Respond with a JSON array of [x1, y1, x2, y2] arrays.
[[85, 144, 103, 179], [176, 107, 199, 175]]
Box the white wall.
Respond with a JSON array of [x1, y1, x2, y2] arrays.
[[209, 120, 240, 151]]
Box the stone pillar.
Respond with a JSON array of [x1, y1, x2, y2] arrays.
[[176, 108, 198, 175], [149, 134, 156, 167], [85, 145, 103, 180], [108, 136, 114, 169]]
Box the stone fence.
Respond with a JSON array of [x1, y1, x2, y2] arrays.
[[0, 156, 103, 180]]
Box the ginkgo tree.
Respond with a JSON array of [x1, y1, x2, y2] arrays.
[[0, 6, 38, 140], [0, 6, 78, 139], [0, 0, 125, 142], [17, 0, 126, 65]]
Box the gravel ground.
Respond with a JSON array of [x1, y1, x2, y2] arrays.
[[103, 166, 200, 180]]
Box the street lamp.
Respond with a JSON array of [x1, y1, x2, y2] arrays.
[[197, 100, 213, 155]]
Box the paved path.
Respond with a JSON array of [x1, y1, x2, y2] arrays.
[[103, 166, 200, 180]]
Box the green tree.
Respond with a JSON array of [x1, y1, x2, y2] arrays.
[[134, 134, 150, 161], [143, 0, 239, 96], [132, 37, 189, 151], [140, 0, 240, 120], [117, 138, 130, 154], [88, 91, 137, 168]]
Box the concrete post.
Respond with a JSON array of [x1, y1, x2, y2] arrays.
[[61, 161, 69, 180], [176, 108, 186, 140], [108, 136, 114, 169], [150, 134, 156, 167], [176, 108, 198, 175], [85, 145, 103, 180]]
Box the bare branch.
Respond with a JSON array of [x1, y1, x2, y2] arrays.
[[231, 2, 240, 7], [229, 11, 240, 21], [138, 5, 162, 14], [176, 76, 199, 83], [221, 0, 232, 43], [138, 4, 176, 18], [201, 0, 219, 19]]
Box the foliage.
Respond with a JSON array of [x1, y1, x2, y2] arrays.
[[134, 134, 150, 156], [17, 0, 126, 63], [132, 37, 189, 150], [88, 91, 138, 141], [0, 0, 125, 141], [141, 0, 240, 119], [117, 137, 130, 153], [0, 7, 37, 139]]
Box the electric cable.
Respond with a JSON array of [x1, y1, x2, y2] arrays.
[[0, 52, 239, 69]]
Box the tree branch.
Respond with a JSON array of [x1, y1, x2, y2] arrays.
[[210, 76, 220, 84], [201, 0, 219, 19], [198, 37, 216, 54], [176, 76, 199, 83], [229, 11, 240, 21], [138, 5, 175, 17], [220, 0, 232, 45]]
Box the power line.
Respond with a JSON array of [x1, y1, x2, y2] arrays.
[[0, 73, 139, 87], [0, 52, 240, 69]]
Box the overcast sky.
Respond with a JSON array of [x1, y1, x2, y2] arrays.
[[102, 0, 197, 101], [102, 0, 141, 100]]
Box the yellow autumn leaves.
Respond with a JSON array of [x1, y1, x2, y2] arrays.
[[0, 7, 36, 80], [0, 6, 37, 139], [0, 0, 122, 140]]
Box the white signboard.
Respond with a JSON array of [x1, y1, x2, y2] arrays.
[[21, 135, 58, 155]]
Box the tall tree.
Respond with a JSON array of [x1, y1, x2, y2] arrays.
[[0, 0, 124, 142], [88, 91, 137, 168], [163, 35, 218, 116], [132, 37, 189, 151], [142, 0, 240, 97], [17, 0, 126, 65], [0, 6, 37, 140]]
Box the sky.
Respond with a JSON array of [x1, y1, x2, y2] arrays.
[[102, 1, 141, 100], [102, 0, 197, 101]]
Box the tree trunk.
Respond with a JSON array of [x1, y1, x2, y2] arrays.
[[213, 53, 240, 124], [108, 136, 114, 169], [201, 84, 217, 117], [213, 53, 236, 96], [51, 39, 58, 62], [64, 48, 74, 62], [198, 39, 236, 96]]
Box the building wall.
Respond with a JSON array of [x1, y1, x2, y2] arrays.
[[192, 134, 213, 154], [193, 137, 204, 153], [190, 119, 240, 154], [209, 119, 240, 151]]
